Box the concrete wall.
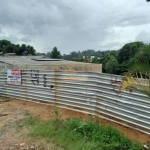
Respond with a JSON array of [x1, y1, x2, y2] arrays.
[[0, 56, 102, 72]]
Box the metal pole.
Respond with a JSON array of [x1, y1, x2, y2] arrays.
[[26, 64, 28, 101], [5, 63, 7, 97]]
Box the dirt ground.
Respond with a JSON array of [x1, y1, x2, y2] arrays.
[[0, 98, 150, 150]]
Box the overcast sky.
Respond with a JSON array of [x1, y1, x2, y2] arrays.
[[0, 0, 150, 54]]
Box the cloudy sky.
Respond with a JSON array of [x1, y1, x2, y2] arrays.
[[0, 0, 150, 54]]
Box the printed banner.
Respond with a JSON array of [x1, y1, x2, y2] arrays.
[[7, 70, 22, 85]]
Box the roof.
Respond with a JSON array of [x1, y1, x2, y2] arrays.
[[32, 58, 62, 61], [0, 56, 92, 65]]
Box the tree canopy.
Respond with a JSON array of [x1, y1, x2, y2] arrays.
[[65, 41, 150, 75], [62, 49, 109, 60], [0, 40, 36, 55], [50, 47, 61, 59], [117, 42, 144, 64], [105, 56, 119, 74], [122, 45, 150, 98]]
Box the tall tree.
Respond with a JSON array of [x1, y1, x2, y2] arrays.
[[117, 42, 145, 74], [99, 54, 111, 73], [0, 40, 12, 54], [117, 42, 144, 64], [30, 46, 36, 55], [109, 50, 118, 58], [50, 47, 61, 59]]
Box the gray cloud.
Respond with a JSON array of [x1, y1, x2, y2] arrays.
[[0, 35, 19, 43], [135, 30, 150, 43], [99, 42, 124, 50], [0, 26, 2, 34], [20, 37, 32, 43], [0, 0, 150, 54]]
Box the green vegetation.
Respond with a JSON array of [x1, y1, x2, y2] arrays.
[[0, 95, 8, 101], [62, 42, 150, 75], [122, 45, 150, 98], [17, 114, 142, 150], [62, 49, 106, 61], [105, 56, 119, 74], [1, 38, 150, 76], [0, 39, 36, 55], [48, 47, 62, 59]]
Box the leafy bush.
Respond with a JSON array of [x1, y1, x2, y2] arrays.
[[19, 115, 143, 150]]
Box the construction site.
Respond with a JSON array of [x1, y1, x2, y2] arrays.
[[0, 55, 102, 72]]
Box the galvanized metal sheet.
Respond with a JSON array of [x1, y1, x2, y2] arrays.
[[0, 69, 150, 135]]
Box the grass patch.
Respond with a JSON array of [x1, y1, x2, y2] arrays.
[[17, 115, 143, 150], [0, 95, 8, 101]]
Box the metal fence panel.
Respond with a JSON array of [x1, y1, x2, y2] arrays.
[[0, 69, 150, 135]]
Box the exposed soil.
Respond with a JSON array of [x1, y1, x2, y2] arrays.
[[0, 98, 150, 149]]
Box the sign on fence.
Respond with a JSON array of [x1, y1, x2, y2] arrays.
[[7, 70, 22, 85]]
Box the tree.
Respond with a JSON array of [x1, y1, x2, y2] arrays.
[[15, 44, 21, 55], [82, 56, 91, 63], [92, 56, 99, 63], [109, 50, 118, 58], [82, 49, 95, 56], [122, 45, 150, 98], [71, 57, 78, 61], [116, 42, 145, 74], [70, 51, 79, 58], [0, 40, 12, 54], [117, 42, 144, 64], [47, 52, 51, 57], [105, 56, 119, 74], [62, 49, 104, 60], [95, 51, 102, 57], [29, 46, 36, 55], [50, 47, 61, 59], [21, 44, 26, 55], [99, 54, 111, 73], [0, 39, 36, 55]]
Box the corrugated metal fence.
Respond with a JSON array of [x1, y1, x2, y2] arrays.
[[0, 68, 150, 135]]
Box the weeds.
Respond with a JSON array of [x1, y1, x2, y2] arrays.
[[54, 106, 59, 118], [17, 112, 143, 150], [53, 106, 64, 129], [0, 95, 8, 101], [24, 110, 30, 116]]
